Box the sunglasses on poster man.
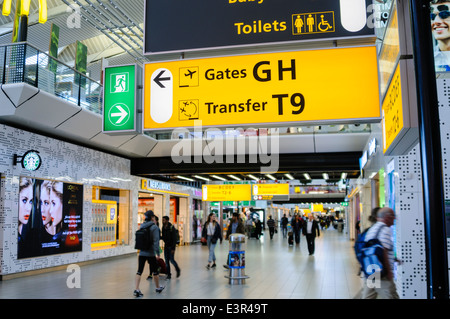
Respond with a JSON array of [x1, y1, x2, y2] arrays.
[[431, 5, 450, 20]]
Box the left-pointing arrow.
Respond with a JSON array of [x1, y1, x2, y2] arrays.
[[153, 70, 171, 88], [111, 104, 128, 124]]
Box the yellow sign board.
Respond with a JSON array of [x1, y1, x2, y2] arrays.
[[382, 63, 403, 154], [202, 184, 251, 202], [252, 183, 289, 196], [143, 46, 380, 130]]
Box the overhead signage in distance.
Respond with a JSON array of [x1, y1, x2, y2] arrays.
[[143, 46, 380, 131], [202, 184, 252, 202], [103, 64, 137, 134], [252, 183, 290, 201], [252, 183, 289, 196], [144, 0, 375, 54]]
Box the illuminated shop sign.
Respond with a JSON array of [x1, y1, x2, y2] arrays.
[[141, 179, 172, 191], [13, 150, 42, 171]]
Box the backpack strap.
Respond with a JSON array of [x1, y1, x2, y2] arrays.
[[373, 224, 393, 251]]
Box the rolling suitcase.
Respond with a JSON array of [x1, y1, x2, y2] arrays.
[[157, 257, 167, 274], [288, 232, 293, 246]]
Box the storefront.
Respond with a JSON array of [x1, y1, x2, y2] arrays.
[[139, 178, 203, 245]]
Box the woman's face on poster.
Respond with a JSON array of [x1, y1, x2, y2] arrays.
[[40, 185, 51, 227], [19, 185, 33, 225], [49, 187, 63, 226]]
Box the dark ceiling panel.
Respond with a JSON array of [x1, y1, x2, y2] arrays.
[[131, 152, 362, 182]]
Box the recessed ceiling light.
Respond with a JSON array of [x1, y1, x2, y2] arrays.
[[212, 175, 227, 181], [248, 174, 259, 181], [266, 174, 276, 180], [322, 173, 329, 180], [303, 173, 311, 180], [176, 175, 194, 182], [194, 175, 210, 181], [228, 175, 241, 181], [285, 174, 294, 180]]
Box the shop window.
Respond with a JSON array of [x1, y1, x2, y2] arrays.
[[91, 186, 130, 250]]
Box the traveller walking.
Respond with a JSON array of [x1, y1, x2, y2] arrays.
[[281, 214, 288, 238], [161, 216, 181, 280], [224, 212, 245, 269], [361, 207, 400, 299], [226, 212, 245, 239], [291, 214, 303, 245], [134, 210, 165, 297], [302, 213, 320, 255], [353, 207, 381, 299], [267, 215, 276, 240], [245, 214, 254, 239], [254, 217, 262, 239], [202, 213, 222, 269]]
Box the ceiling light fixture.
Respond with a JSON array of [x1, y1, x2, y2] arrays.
[[323, 173, 329, 180], [303, 173, 311, 180], [266, 174, 276, 180], [341, 173, 348, 180], [285, 174, 294, 180], [248, 174, 259, 181], [228, 175, 241, 181], [212, 175, 227, 181], [177, 175, 194, 182], [194, 175, 210, 181]]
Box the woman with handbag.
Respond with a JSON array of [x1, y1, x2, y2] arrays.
[[202, 213, 222, 269]]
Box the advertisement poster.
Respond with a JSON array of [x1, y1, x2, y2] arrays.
[[431, 0, 450, 72], [18, 177, 83, 259]]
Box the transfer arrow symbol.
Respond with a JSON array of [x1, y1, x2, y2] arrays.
[[154, 70, 171, 88]]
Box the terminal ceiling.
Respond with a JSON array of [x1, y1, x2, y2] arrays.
[[0, 0, 373, 188]]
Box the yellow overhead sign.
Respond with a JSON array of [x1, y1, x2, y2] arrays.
[[202, 184, 251, 202], [252, 183, 289, 196], [143, 46, 380, 130], [382, 63, 403, 154]]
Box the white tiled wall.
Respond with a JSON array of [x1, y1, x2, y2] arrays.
[[391, 144, 427, 299], [0, 124, 139, 276], [437, 78, 450, 295]]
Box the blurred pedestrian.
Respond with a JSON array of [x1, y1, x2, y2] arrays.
[[202, 213, 222, 269], [134, 210, 165, 297], [302, 213, 320, 255], [162, 216, 181, 280]]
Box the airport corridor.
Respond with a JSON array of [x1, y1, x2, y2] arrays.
[[0, 226, 363, 299]]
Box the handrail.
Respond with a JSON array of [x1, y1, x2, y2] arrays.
[[0, 42, 103, 114]]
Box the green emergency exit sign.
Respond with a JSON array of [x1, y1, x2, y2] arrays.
[[103, 64, 137, 133]]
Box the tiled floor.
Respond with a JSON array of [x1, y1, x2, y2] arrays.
[[0, 227, 363, 299]]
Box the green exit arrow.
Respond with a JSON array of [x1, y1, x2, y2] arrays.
[[103, 64, 136, 133]]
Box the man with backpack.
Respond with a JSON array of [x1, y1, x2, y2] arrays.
[[162, 216, 181, 280], [134, 210, 165, 297], [361, 207, 399, 299]]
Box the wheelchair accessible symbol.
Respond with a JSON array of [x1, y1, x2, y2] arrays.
[[292, 11, 335, 35]]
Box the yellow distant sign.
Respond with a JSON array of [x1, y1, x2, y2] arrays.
[[143, 46, 380, 130], [252, 183, 289, 196], [202, 184, 251, 202]]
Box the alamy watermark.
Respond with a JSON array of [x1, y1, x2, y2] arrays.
[[170, 121, 279, 173], [66, 4, 81, 29], [66, 264, 81, 289]]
